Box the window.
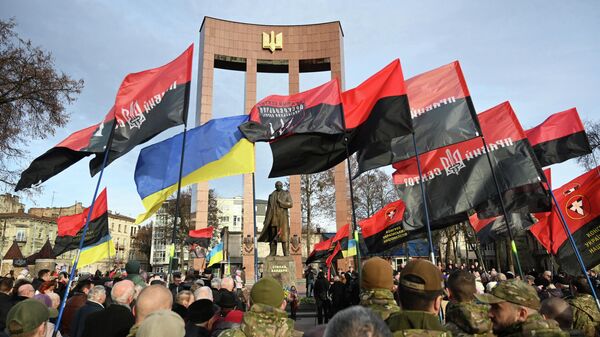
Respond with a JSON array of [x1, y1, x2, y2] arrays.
[[15, 229, 26, 242]]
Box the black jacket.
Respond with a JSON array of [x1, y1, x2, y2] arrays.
[[71, 300, 104, 337], [313, 277, 330, 303], [329, 281, 346, 309], [0, 293, 12, 332], [81, 304, 134, 337], [184, 321, 211, 337]]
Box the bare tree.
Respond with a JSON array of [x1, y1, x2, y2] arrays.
[[0, 18, 84, 189], [132, 223, 153, 267], [300, 170, 335, 254], [577, 119, 600, 170]]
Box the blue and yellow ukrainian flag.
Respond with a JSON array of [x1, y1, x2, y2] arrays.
[[342, 231, 359, 258], [75, 235, 116, 268], [135, 115, 255, 223], [206, 242, 224, 268]]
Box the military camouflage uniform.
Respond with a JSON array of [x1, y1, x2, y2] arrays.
[[444, 301, 494, 337], [494, 313, 568, 337], [569, 294, 600, 337], [387, 310, 452, 337], [218, 303, 303, 337], [475, 280, 568, 337], [360, 288, 401, 321]]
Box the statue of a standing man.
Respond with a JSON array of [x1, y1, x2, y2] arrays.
[[258, 181, 293, 256]]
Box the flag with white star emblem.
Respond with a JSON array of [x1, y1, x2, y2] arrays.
[[530, 166, 600, 275]]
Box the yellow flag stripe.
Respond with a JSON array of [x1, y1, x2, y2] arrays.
[[136, 139, 255, 224]]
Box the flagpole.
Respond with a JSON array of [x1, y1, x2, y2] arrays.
[[168, 81, 191, 283], [411, 133, 436, 265], [167, 126, 187, 281], [53, 119, 117, 335], [252, 173, 259, 283], [477, 135, 524, 279], [337, 92, 362, 281], [547, 189, 600, 311]]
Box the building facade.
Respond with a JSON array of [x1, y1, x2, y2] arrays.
[[0, 194, 140, 274]]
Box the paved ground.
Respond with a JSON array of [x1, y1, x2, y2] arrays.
[[293, 315, 320, 332]]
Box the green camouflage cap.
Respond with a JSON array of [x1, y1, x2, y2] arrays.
[[475, 279, 541, 310], [6, 299, 58, 334]]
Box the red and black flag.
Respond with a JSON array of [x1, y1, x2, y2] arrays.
[[306, 237, 334, 264], [16, 45, 194, 191], [469, 212, 534, 245], [388, 61, 480, 164], [53, 188, 109, 256], [343, 59, 412, 174], [239, 79, 343, 142], [530, 167, 600, 275], [525, 108, 592, 167], [392, 101, 548, 229], [359, 199, 420, 254], [185, 226, 214, 248], [326, 242, 342, 267], [240, 60, 412, 177]]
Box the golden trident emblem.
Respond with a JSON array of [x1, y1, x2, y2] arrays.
[[262, 31, 283, 53]]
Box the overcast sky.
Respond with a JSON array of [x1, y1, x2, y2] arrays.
[[2, 1, 599, 228]]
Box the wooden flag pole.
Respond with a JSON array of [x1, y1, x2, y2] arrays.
[[53, 119, 117, 336]]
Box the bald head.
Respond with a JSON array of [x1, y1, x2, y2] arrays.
[[134, 284, 173, 323], [221, 277, 234, 291], [112, 280, 135, 305], [17, 284, 35, 298]]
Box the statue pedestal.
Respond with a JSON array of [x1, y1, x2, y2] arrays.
[[263, 256, 297, 290]]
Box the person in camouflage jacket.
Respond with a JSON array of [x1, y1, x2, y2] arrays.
[[443, 270, 494, 337], [476, 279, 568, 337], [387, 259, 452, 337], [218, 277, 302, 337], [569, 276, 600, 337], [359, 257, 401, 321]]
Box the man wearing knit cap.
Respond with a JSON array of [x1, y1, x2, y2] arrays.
[[475, 279, 567, 337], [219, 277, 302, 337], [359, 257, 400, 321], [386, 259, 450, 336]]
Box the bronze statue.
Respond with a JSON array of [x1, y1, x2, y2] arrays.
[[258, 181, 293, 256]]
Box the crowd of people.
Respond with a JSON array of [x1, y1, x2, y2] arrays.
[[0, 258, 598, 337], [304, 258, 600, 337]]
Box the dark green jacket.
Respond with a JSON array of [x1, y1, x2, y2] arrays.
[[388, 310, 452, 337]]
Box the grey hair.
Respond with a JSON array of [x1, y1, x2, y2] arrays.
[[194, 286, 213, 302], [211, 277, 221, 289], [323, 306, 392, 337], [88, 285, 106, 301]]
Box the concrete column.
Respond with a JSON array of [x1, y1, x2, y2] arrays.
[[331, 47, 352, 271], [242, 58, 257, 282], [193, 41, 214, 230], [288, 59, 303, 279]]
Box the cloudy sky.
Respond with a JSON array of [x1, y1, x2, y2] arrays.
[[2, 1, 599, 227]]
